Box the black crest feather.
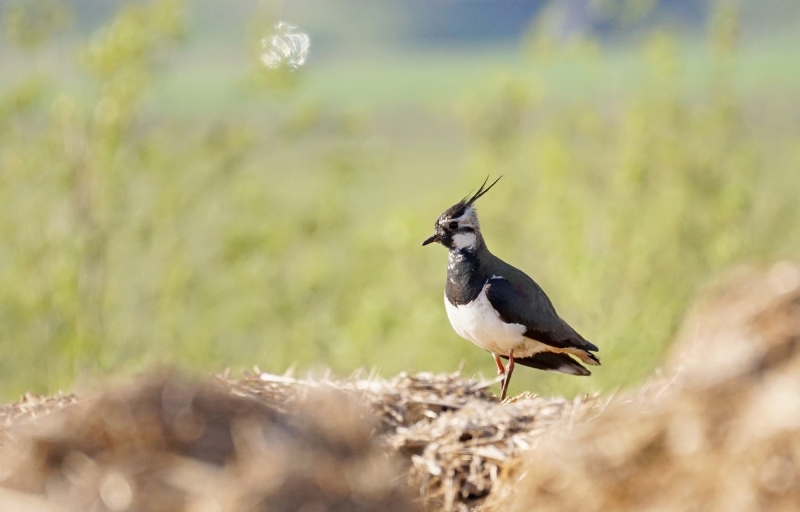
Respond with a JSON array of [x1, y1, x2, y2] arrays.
[[437, 175, 503, 224], [462, 175, 502, 207]]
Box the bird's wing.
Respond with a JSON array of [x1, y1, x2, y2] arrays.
[[484, 276, 598, 353]]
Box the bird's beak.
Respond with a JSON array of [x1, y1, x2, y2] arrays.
[[422, 233, 440, 246]]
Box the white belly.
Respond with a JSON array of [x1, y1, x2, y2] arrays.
[[444, 286, 536, 356]]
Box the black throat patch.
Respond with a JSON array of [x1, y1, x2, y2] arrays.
[[445, 246, 488, 306]]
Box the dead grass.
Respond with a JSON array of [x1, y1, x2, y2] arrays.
[[0, 368, 605, 511], [221, 371, 603, 511]]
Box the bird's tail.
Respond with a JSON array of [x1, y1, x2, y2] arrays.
[[570, 348, 601, 366], [504, 352, 591, 376]]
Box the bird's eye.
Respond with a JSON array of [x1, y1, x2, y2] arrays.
[[448, 221, 458, 230]]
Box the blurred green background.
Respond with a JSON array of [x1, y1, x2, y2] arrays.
[[1, 0, 799, 400]]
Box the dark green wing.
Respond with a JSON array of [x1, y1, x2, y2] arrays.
[[485, 276, 598, 354]]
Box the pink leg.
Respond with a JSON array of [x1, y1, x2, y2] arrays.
[[493, 354, 505, 376], [500, 351, 515, 401], [493, 354, 506, 394]]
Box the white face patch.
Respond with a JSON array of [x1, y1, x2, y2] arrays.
[[440, 206, 479, 230], [452, 231, 477, 249], [449, 206, 474, 223]]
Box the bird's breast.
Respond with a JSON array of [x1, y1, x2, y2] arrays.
[[444, 284, 529, 355]]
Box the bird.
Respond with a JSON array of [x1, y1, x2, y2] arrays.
[[422, 177, 600, 400]]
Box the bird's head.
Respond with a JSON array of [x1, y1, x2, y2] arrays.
[[422, 176, 501, 251]]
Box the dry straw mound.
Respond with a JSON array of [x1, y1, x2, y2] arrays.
[[0, 370, 600, 512], [0, 373, 417, 512], [223, 371, 600, 511]]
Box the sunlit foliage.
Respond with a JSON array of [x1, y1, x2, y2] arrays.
[[0, 0, 798, 398]]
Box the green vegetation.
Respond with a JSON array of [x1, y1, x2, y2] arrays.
[[1, 0, 799, 399]]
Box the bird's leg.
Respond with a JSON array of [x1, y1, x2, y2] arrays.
[[500, 351, 515, 401], [493, 353, 506, 391], [493, 354, 505, 376]]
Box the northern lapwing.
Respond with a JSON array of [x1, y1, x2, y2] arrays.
[[422, 177, 600, 400]]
